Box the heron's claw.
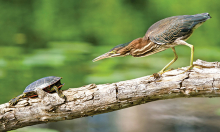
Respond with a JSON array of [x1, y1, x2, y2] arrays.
[[180, 65, 194, 74]]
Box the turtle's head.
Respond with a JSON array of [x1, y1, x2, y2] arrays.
[[93, 42, 131, 62], [9, 98, 17, 106], [9, 94, 26, 106]]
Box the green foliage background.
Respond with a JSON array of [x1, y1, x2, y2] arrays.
[[0, 0, 219, 105]]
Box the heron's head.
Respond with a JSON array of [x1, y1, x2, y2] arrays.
[[93, 42, 130, 62]]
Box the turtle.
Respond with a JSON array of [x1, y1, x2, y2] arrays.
[[9, 76, 66, 106]]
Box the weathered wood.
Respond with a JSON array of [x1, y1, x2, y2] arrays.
[[0, 59, 220, 131]]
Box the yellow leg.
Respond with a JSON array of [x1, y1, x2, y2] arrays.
[[53, 86, 66, 99], [158, 47, 178, 74], [182, 42, 194, 73], [173, 39, 194, 73]]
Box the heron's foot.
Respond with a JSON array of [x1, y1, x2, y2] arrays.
[[150, 68, 175, 79], [150, 70, 163, 78], [181, 65, 194, 74], [164, 68, 173, 73], [151, 73, 160, 79], [193, 65, 202, 69], [158, 68, 173, 74], [150, 69, 168, 78]]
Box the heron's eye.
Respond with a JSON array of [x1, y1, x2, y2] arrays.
[[109, 50, 116, 54]]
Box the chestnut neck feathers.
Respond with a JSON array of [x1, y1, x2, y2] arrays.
[[116, 38, 160, 57]]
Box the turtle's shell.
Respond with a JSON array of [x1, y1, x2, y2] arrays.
[[23, 76, 62, 94]]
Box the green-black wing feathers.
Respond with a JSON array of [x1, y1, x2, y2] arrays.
[[146, 13, 211, 44]]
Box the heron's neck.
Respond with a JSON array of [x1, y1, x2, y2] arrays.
[[129, 37, 159, 57]]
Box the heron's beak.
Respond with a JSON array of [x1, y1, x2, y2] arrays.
[[92, 52, 120, 62]]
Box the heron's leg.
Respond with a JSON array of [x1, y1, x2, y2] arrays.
[[183, 43, 194, 72], [175, 40, 194, 73], [158, 47, 178, 74]]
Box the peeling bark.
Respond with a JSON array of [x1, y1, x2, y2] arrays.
[[0, 59, 220, 131]]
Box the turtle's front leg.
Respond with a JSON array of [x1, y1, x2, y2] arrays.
[[53, 86, 66, 99]]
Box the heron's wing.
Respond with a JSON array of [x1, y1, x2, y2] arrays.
[[146, 14, 209, 44]]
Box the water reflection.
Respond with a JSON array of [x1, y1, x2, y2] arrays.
[[116, 98, 220, 132], [14, 98, 220, 132]]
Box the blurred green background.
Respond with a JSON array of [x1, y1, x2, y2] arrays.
[[1, 0, 220, 132]]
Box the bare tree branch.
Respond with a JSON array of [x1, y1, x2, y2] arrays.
[[0, 59, 220, 131]]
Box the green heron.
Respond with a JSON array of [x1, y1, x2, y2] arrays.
[[93, 13, 211, 74]]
